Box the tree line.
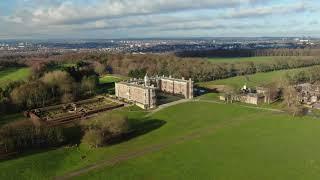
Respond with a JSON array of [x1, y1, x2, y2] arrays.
[[0, 113, 130, 154], [0, 62, 101, 114], [4, 49, 320, 83], [0, 120, 65, 153], [105, 54, 320, 82]]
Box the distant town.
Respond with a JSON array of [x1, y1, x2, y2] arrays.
[[0, 37, 319, 54]]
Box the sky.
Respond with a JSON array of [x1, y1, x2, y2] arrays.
[[0, 0, 319, 39]]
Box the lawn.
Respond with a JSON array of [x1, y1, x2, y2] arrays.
[[197, 66, 318, 90], [2, 101, 320, 179], [0, 67, 31, 88], [99, 75, 128, 84]]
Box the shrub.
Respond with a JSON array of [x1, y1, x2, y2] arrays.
[[81, 114, 130, 147], [102, 114, 129, 135], [287, 105, 308, 117], [81, 129, 104, 148]]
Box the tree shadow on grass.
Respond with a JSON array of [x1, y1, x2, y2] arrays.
[[108, 119, 166, 145], [0, 145, 84, 179], [0, 118, 164, 159], [0, 125, 83, 162], [0, 119, 166, 179], [96, 82, 115, 94]]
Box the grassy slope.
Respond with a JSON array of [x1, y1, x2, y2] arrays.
[[78, 109, 320, 180], [198, 66, 316, 89], [76, 102, 320, 180], [0, 67, 31, 88], [2, 102, 320, 179]]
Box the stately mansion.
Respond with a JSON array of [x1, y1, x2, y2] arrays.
[[115, 75, 194, 109]]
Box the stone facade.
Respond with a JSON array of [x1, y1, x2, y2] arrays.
[[221, 93, 264, 105], [115, 75, 193, 109], [159, 76, 193, 99], [238, 93, 265, 105], [115, 82, 157, 109]]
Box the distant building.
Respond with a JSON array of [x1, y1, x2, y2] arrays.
[[220, 85, 279, 105], [220, 93, 265, 105], [295, 83, 320, 108], [115, 74, 193, 109]]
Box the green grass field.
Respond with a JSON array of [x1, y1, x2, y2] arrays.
[[207, 56, 315, 63], [207, 56, 276, 63], [2, 101, 320, 179], [99, 75, 128, 84], [197, 66, 318, 90], [0, 67, 31, 88]]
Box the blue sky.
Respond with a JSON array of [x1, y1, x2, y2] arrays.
[[0, 0, 319, 39]]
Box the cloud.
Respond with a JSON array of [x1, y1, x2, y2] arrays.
[[5, 0, 250, 25], [223, 3, 309, 19], [0, 0, 319, 39]]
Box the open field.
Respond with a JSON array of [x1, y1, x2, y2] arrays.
[[77, 103, 320, 180], [207, 56, 315, 63], [197, 66, 319, 90], [207, 56, 276, 63], [2, 100, 320, 179], [0, 67, 31, 88]]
